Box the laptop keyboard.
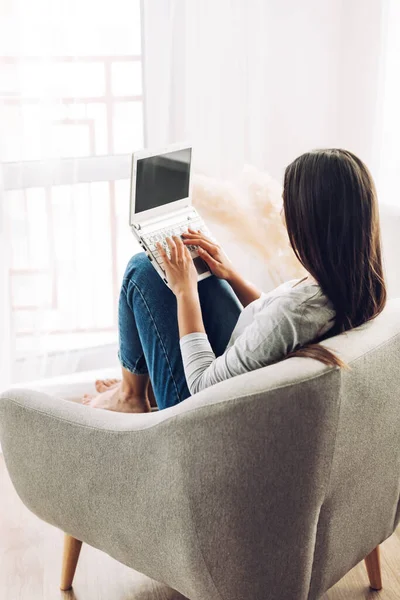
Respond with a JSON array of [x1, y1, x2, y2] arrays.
[[142, 217, 213, 271]]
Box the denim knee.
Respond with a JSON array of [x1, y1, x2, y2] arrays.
[[123, 251, 151, 282]]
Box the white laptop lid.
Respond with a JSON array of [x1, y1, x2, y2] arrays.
[[130, 144, 192, 226]]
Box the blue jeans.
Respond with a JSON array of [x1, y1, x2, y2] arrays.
[[118, 252, 243, 410]]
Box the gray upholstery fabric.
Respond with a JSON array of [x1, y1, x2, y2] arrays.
[[1, 298, 399, 600]]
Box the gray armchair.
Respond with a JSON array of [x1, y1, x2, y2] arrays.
[[1, 298, 399, 600]]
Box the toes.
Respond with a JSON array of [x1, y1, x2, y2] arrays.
[[95, 378, 119, 392], [82, 394, 94, 405], [101, 379, 120, 390], [105, 379, 118, 387]]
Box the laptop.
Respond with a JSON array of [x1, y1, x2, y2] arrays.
[[129, 144, 214, 288]]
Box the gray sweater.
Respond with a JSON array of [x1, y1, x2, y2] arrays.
[[179, 278, 336, 395]]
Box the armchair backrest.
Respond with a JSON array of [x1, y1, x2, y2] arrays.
[[308, 298, 400, 598], [0, 300, 399, 600], [176, 298, 400, 599]]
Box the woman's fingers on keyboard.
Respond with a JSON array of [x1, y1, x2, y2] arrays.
[[182, 237, 217, 255], [165, 236, 177, 260], [184, 228, 200, 236], [184, 228, 212, 241], [156, 241, 167, 259], [172, 235, 184, 259]]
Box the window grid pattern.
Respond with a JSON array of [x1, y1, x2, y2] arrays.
[[1, 55, 143, 354]]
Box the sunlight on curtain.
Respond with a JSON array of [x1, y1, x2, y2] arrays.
[[0, 0, 144, 387], [142, 0, 384, 183], [376, 0, 400, 207]]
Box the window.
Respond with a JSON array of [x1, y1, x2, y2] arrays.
[[1, 0, 144, 370]]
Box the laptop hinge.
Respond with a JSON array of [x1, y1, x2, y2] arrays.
[[133, 205, 196, 230]]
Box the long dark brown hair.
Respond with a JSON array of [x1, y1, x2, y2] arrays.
[[283, 148, 386, 368]]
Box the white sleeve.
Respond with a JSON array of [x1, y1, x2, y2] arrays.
[[179, 299, 311, 395]]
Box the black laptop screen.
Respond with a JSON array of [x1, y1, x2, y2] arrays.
[[134, 148, 191, 214]]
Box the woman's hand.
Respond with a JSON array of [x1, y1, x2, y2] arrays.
[[181, 228, 235, 280], [156, 235, 198, 297]]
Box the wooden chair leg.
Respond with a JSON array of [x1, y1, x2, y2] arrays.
[[60, 534, 83, 591], [364, 545, 382, 591]]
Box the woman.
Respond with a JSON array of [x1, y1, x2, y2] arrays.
[[82, 148, 386, 413]]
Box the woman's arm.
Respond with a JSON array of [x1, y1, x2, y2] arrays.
[[156, 236, 206, 338], [226, 270, 262, 308], [180, 296, 304, 395], [181, 229, 262, 308], [176, 289, 205, 337]]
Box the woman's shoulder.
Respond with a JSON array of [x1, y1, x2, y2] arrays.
[[229, 276, 336, 354], [259, 277, 335, 317]]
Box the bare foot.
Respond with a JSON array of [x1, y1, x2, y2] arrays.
[[82, 383, 150, 413], [95, 378, 120, 393]]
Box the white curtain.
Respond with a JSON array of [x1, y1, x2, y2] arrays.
[[0, 0, 144, 389], [142, 0, 393, 188], [0, 171, 12, 389], [376, 0, 400, 207]]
